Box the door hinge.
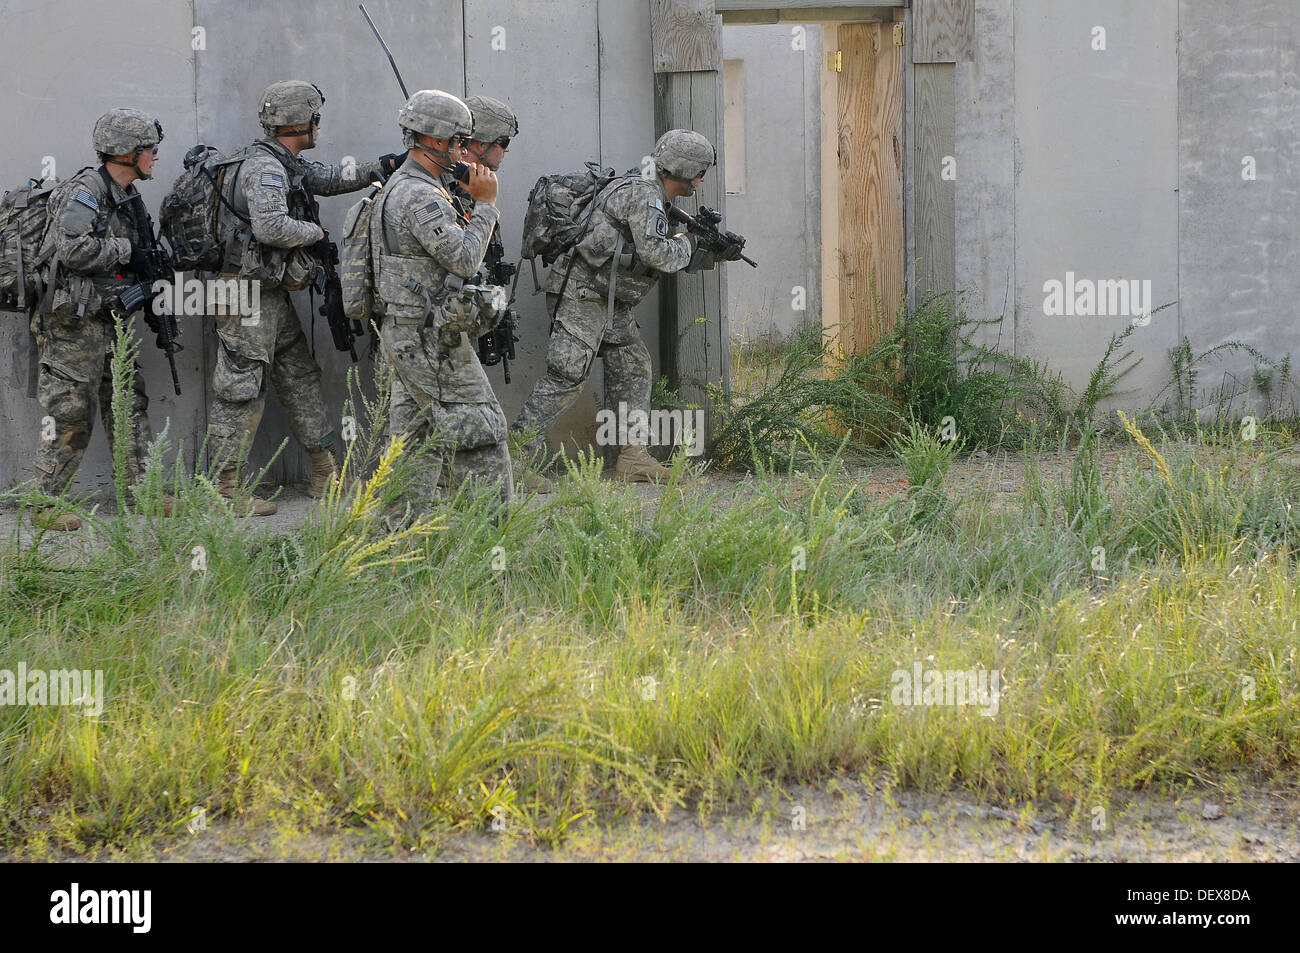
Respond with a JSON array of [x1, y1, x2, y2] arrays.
[[893, 23, 905, 47], [826, 50, 842, 72]]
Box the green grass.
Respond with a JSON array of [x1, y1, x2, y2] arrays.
[[2, 325, 1298, 857], [3, 416, 1298, 855]]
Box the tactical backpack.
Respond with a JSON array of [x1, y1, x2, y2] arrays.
[[0, 176, 61, 311], [519, 162, 625, 271], [159, 144, 249, 272], [339, 182, 388, 327]]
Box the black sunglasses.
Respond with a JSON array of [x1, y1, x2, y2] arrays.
[[494, 137, 511, 149]]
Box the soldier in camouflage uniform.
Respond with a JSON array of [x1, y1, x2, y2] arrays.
[[385, 94, 518, 444], [511, 129, 739, 482], [372, 89, 512, 508], [29, 108, 170, 531], [206, 80, 403, 515]]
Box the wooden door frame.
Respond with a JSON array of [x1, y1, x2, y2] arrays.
[[651, 0, 916, 441], [715, 2, 910, 358]]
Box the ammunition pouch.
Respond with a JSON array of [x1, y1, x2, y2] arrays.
[[228, 226, 285, 290], [281, 245, 321, 292]]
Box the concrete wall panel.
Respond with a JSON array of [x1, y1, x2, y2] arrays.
[[1177, 0, 1300, 414], [0, 0, 200, 495], [1012, 0, 1179, 403], [721, 22, 821, 341]]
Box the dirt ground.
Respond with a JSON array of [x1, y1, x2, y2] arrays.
[[5, 780, 1295, 863], [0, 448, 1095, 545]]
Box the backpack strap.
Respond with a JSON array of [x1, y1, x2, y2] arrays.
[[605, 233, 623, 330], [551, 177, 623, 324], [95, 165, 118, 212], [205, 163, 251, 226]]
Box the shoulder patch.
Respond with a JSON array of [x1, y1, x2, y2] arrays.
[[73, 188, 99, 211], [647, 201, 670, 239], [260, 171, 286, 189], [415, 202, 448, 226]]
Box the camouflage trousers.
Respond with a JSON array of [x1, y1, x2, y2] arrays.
[[31, 310, 153, 496], [511, 294, 652, 455], [378, 320, 513, 508], [373, 349, 419, 440], [205, 286, 333, 472]]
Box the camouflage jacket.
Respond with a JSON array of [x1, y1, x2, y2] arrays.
[[219, 138, 380, 279], [39, 165, 150, 318], [374, 161, 500, 402], [374, 161, 499, 322], [447, 177, 509, 333], [544, 174, 692, 309]]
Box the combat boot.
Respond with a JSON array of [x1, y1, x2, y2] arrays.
[[129, 494, 180, 517], [31, 507, 81, 532], [217, 468, 277, 517], [615, 444, 671, 484], [520, 471, 553, 494], [512, 442, 553, 494], [307, 448, 340, 500]]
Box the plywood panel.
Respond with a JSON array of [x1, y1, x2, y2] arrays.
[[915, 63, 956, 296], [655, 66, 729, 442], [913, 0, 974, 63], [717, 0, 903, 10], [651, 0, 722, 73], [820, 21, 842, 344], [837, 21, 903, 357]]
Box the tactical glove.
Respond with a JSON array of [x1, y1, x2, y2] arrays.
[[718, 239, 746, 262], [379, 153, 405, 176]]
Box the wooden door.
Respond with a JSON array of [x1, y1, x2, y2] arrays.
[[837, 21, 903, 358]]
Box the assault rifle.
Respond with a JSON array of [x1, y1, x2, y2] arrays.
[[314, 231, 362, 362], [475, 229, 519, 383], [667, 204, 757, 268], [117, 190, 183, 394]]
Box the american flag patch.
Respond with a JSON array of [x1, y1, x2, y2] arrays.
[[72, 187, 98, 211], [259, 171, 285, 188], [415, 203, 445, 226]]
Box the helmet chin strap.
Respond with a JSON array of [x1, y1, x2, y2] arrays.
[[106, 150, 151, 180], [417, 136, 457, 174], [278, 125, 317, 149], [664, 172, 697, 197]]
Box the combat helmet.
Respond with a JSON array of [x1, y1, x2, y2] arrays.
[[259, 80, 325, 140], [93, 107, 164, 179], [398, 89, 474, 168], [652, 129, 717, 182], [464, 95, 518, 146]]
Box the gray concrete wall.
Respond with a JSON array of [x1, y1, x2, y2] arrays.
[[0, 0, 660, 493], [1012, 0, 1179, 404], [0, 0, 201, 498], [1177, 0, 1300, 416], [720, 22, 821, 342], [955, 0, 1300, 415]]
